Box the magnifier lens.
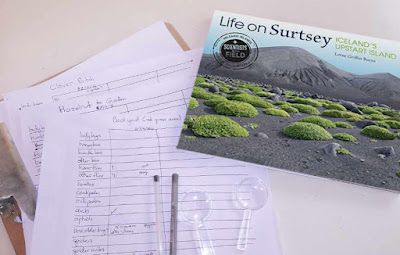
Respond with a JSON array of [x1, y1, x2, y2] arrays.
[[235, 178, 268, 251], [180, 189, 215, 255], [236, 178, 268, 210], [181, 191, 212, 223]]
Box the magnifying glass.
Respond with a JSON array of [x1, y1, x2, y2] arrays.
[[180, 189, 215, 255], [235, 177, 268, 251]]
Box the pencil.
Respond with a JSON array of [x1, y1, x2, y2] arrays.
[[169, 174, 179, 255], [153, 175, 164, 255]]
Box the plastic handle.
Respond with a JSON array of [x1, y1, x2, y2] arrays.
[[153, 181, 164, 255], [194, 222, 215, 255], [237, 209, 252, 251]]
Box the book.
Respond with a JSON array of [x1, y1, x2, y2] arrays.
[[178, 10, 400, 192]]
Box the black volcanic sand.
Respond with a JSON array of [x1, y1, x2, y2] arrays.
[[178, 99, 400, 191]]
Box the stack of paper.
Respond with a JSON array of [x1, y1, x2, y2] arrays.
[[0, 21, 282, 255]]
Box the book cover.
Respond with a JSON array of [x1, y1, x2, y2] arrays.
[[178, 11, 400, 192]]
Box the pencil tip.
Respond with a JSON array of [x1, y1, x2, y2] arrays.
[[154, 175, 159, 182]]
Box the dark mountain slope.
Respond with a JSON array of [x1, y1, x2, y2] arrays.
[[200, 46, 400, 108]]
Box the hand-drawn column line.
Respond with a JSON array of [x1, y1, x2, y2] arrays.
[[107, 129, 114, 255], [181, 90, 188, 108]]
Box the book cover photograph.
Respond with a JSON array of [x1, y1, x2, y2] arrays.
[[178, 11, 400, 191]]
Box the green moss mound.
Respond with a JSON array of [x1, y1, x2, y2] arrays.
[[366, 114, 390, 121], [239, 83, 263, 92], [214, 101, 258, 117], [294, 98, 323, 107], [283, 122, 333, 140], [300, 116, 336, 129], [227, 94, 274, 108], [397, 133, 400, 139], [222, 84, 233, 89], [347, 115, 364, 122], [325, 103, 347, 111], [191, 87, 225, 100], [275, 101, 289, 106], [382, 109, 399, 117], [263, 108, 290, 117], [317, 99, 334, 105], [194, 76, 207, 85], [184, 115, 198, 128], [380, 120, 400, 129], [334, 122, 354, 129], [322, 110, 363, 120], [229, 90, 247, 95], [345, 112, 364, 119], [361, 126, 396, 140], [256, 91, 274, 97], [321, 109, 344, 118], [195, 77, 214, 88], [362, 107, 382, 115], [191, 115, 249, 138], [195, 82, 214, 88], [337, 148, 351, 155], [333, 133, 357, 142], [213, 80, 228, 86], [188, 97, 199, 110], [374, 121, 390, 129], [281, 105, 299, 113], [291, 104, 320, 115], [203, 98, 228, 107], [219, 87, 230, 93]]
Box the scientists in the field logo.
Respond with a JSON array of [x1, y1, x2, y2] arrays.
[[213, 32, 258, 70]]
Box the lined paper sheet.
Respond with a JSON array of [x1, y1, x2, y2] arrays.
[[31, 113, 282, 255], [15, 49, 201, 253], [20, 76, 195, 189], [3, 24, 189, 254], [19, 76, 195, 251], [2, 21, 184, 175], [7, 49, 199, 141], [18, 48, 201, 188]]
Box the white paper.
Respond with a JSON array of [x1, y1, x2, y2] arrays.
[[17, 49, 201, 253], [3, 21, 183, 151], [31, 112, 282, 255], [19, 49, 201, 188], [4, 22, 185, 254]]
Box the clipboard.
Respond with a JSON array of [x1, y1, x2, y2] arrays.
[[0, 22, 190, 255]]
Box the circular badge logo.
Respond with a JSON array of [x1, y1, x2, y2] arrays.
[[213, 33, 258, 70]]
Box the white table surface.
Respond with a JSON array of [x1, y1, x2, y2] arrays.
[[1, 1, 400, 254]]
